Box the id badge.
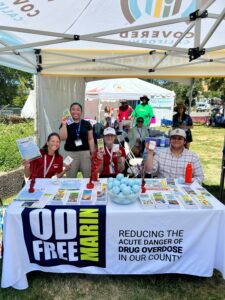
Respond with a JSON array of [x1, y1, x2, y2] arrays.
[[75, 139, 82, 147]]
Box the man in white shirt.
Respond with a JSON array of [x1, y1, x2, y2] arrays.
[[145, 128, 204, 184]]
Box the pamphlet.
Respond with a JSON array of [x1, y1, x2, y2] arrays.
[[182, 186, 197, 195], [21, 201, 37, 208], [51, 189, 66, 204], [139, 193, 155, 208], [15, 189, 43, 201], [66, 191, 80, 204], [95, 183, 107, 205], [16, 136, 41, 161], [63, 109, 74, 125], [60, 179, 81, 190], [152, 192, 169, 209], [167, 179, 178, 192], [112, 144, 120, 153], [145, 179, 168, 191], [63, 156, 73, 166], [164, 193, 180, 209], [80, 189, 93, 204], [194, 195, 213, 209], [178, 194, 198, 209]]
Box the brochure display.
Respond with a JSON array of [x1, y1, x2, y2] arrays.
[[2, 178, 225, 291]]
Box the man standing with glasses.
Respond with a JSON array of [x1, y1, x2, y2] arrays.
[[145, 129, 204, 184]]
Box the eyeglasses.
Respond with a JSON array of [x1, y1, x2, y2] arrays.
[[171, 136, 184, 140], [137, 120, 144, 123]]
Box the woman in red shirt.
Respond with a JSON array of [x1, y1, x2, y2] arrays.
[[22, 133, 69, 179], [97, 127, 126, 178]]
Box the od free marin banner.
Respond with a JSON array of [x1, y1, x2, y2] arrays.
[[22, 205, 106, 268]]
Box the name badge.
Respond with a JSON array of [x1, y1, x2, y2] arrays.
[[75, 139, 82, 147]]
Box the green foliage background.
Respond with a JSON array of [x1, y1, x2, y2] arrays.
[[0, 121, 34, 172], [0, 66, 33, 107]]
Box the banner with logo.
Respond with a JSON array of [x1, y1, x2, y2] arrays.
[[2, 195, 225, 289], [21, 205, 106, 268]]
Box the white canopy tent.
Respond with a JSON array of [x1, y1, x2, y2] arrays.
[[85, 78, 175, 126], [0, 0, 224, 144], [21, 90, 36, 119]]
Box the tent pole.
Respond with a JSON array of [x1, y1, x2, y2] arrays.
[[189, 78, 195, 115], [34, 75, 40, 146]]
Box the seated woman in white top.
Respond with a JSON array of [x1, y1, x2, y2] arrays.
[[127, 117, 149, 157]]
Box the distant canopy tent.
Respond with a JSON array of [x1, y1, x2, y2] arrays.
[[21, 90, 36, 119], [0, 0, 225, 144], [85, 78, 175, 126]]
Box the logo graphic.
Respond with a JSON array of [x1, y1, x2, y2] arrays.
[[22, 206, 106, 268], [121, 0, 207, 24], [113, 83, 123, 92]]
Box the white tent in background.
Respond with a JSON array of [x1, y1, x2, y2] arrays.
[[21, 90, 36, 119], [0, 0, 224, 144], [85, 78, 175, 126]]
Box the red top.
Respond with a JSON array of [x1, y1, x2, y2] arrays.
[[118, 105, 132, 121], [29, 149, 63, 178], [100, 145, 126, 177]]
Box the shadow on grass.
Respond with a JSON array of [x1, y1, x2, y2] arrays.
[[203, 183, 225, 203]]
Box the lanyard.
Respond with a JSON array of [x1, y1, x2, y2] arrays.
[[44, 154, 55, 178], [136, 128, 143, 140], [75, 120, 81, 140], [105, 146, 115, 173]]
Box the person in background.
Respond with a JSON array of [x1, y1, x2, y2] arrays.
[[97, 127, 126, 178], [145, 128, 204, 184], [104, 105, 115, 127], [173, 102, 193, 149], [131, 95, 154, 127], [59, 102, 95, 178], [127, 116, 149, 157], [117, 100, 133, 133], [22, 132, 70, 179], [118, 100, 133, 122]]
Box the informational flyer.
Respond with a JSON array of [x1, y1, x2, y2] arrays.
[[16, 136, 41, 161], [60, 179, 81, 190], [15, 189, 43, 201], [63, 109, 74, 125]]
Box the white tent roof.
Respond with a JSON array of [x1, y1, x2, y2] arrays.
[[86, 78, 175, 100], [0, 0, 225, 77]]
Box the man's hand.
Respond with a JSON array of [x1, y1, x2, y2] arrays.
[[146, 141, 156, 154]]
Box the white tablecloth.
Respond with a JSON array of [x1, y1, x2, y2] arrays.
[[2, 179, 225, 289]]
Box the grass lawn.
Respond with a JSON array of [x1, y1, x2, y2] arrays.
[[1, 125, 225, 299]]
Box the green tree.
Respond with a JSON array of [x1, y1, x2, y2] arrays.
[[0, 66, 33, 107], [145, 78, 204, 106], [205, 78, 225, 101]]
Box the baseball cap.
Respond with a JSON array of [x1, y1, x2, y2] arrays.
[[103, 127, 116, 136], [170, 128, 186, 139]]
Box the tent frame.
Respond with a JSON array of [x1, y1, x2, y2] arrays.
[[0, 0, 225, 76]]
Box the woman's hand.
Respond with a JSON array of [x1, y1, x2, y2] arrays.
[[22, 159, 30, 170], [116, 150, 122, 158], [97, 149, 104, 161], [61, 116, 67, 126], [64, 163, 72, 172]]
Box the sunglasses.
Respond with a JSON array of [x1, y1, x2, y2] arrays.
[[137, 120, 144, 123]]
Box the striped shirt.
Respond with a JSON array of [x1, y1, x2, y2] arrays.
[[151, 147, 204, 184]]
